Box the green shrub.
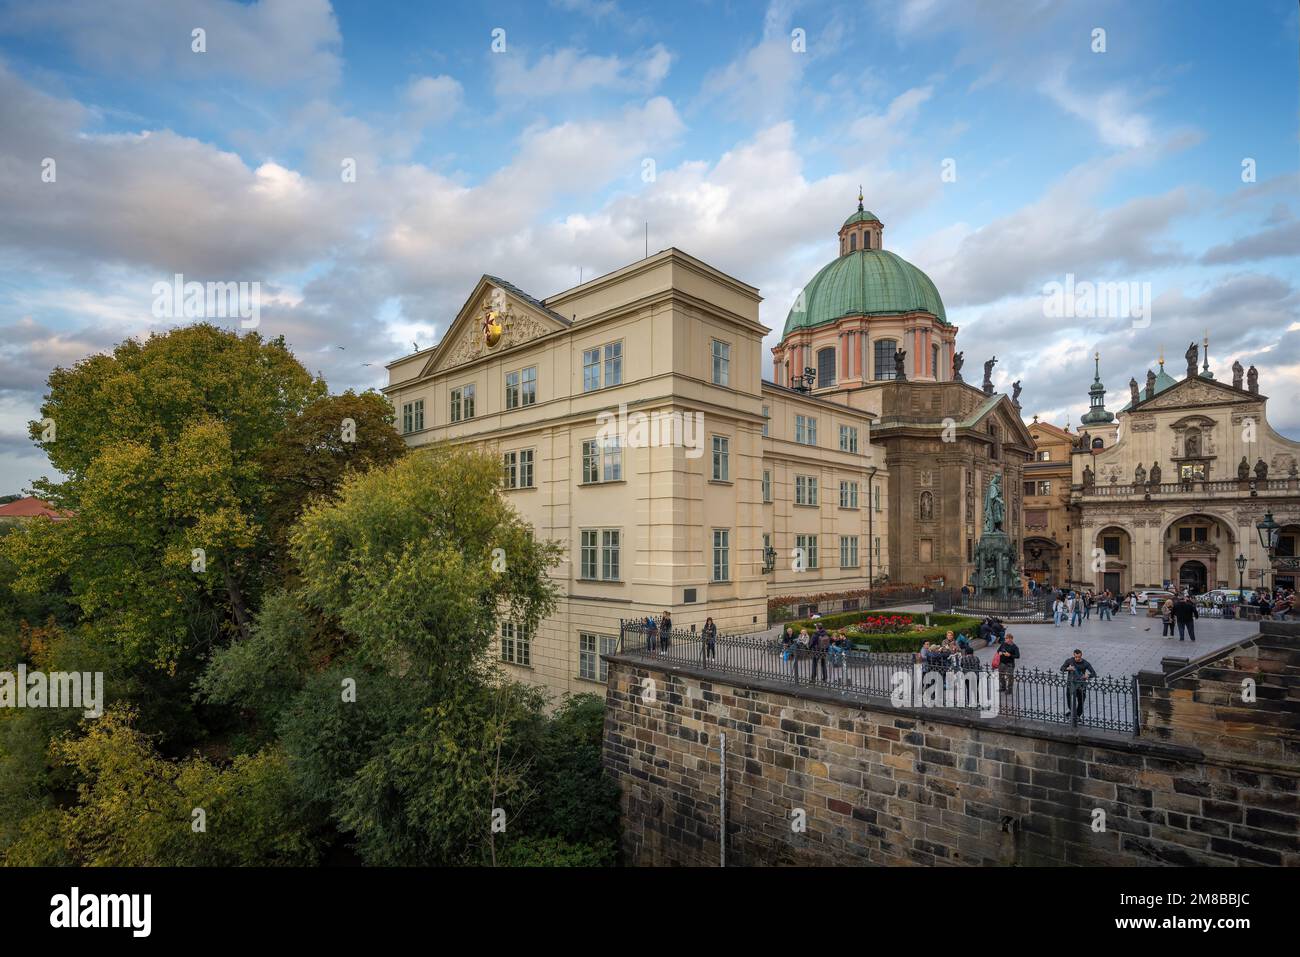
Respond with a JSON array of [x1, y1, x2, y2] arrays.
[[784, 610, 976, 634]]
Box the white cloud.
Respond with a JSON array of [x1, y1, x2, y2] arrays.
[[0, 0, 343, 88], [1041, 69, 1155, 150], [405, 75, 464, 128], [493, 44, 673, 101]]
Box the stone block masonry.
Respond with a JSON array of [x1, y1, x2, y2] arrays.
[[601, 622, 1300, 866]]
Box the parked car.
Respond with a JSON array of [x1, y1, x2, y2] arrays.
[[1199, 588, 1256, 605], [1134, 589, 1175, 607]]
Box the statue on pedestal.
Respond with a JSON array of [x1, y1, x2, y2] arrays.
[[1129, 377, 1140, 406], [1247, 365, 1258, 394], [1256, 458, 1269, 481], [1238, 456, 1251, 481], [1232, 360, 1244, 389], [1145, 369, 1156, 399], [1011, 380, 1022, 407], [1083, 464, 1094, 487], [983, 474, 1005, 531], [1149, 462, 1161, 485], [1185, 341, 1198, 378], [982, 356, 997, 395], [1134, 463, 1147, 486], [952, 351, 964, 382]]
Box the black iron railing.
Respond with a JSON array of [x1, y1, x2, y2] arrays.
[[617, 621, 1139, 735]]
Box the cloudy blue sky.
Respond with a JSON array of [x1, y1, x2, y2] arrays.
[[0, 0, 1297, 492]]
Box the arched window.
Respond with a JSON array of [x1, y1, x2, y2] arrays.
[[863, 231, 872, 250], [873, 339, 897, 380], [1091, 437, 1104, 450], [849, 233, 857, 251], [816, 347, 836, 387], [932, 344, 940, 379]]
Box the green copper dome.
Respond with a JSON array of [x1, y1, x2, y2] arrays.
[[843, 209, 881, 226], [783, 248, 948, 337]]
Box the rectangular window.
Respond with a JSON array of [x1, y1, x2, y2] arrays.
[[401, 399, 424, 434], [583, 348, 601, 392], [503, 450, 534, 489], [839, 425, 858, 453], [604, 342, 622, 386], [1037, 450, 1051, 461], [761, 405, 770, 437], [450, 385, 475, 422], [1037, 481, 1052, 496], [1194, 526, 1208, 542], [500, 621, 531, 666], [580, 529, 599, 579], [712, 435, 729, 481], [795, 534, 819, 569], [712, 529, 730, 582], [581, 438, 621, 483], [840, 536, 859, 568], [762, 470, 772, 503], [601, 529, 620, 581], [873, 484, 881, 512], [874, 537, 881, 561], [1103, 536, 1121, 556], [839, 480, 859, 508], [795, 475, 818, 506], [579, 632, 617, 682], [794, 414, 818, 446], [711, 340, 730, 386], [602, 436, 621, 482], [521, 366, 537, 406], [505, 371, 520, 410], [874, 340, 897, 381], [1023, 481, 1036, 497]]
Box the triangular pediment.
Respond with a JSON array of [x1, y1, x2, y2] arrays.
[[421, 276, 570, 378], [1132, 375, 1261, 413]]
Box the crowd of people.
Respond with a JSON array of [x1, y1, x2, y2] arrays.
[[778, 622, 854, 684]]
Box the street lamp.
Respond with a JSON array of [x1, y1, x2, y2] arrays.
[[866, 465, 878, 601], [1257, 511, 1280, 591], [1235, 553, 1247, 608]]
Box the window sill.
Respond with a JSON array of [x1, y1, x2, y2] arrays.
[[708, 479, 733, 486], [794, 503, 820, 509], [501, 660, 533, 670], [503, 486, 537, 492], [577, 577, 623, 584], [579, 479, 627, 487], [839, 505, 860, 511], [574, 674, 608, 685]]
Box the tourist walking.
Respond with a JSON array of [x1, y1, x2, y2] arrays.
[[1160, 597, 1175, 637], [1128, 593, 1138, 616], [994, 633, 1020, 695], [1070, 592, 1083, 628], [1060, 649, 1097, 721], [702, 616, 718, 661], [1053, 595, 1065, 627], [1098, 591, 1112, 621], [1172, 595, 1198, 642]]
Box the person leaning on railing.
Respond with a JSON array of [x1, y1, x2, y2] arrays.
[[1060, 649, 1097, 719], [660, 610, 672, 654]]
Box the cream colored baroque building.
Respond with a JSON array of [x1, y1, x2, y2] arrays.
[[384, 244, 889, 699], [1068, 352, 1300, 595]]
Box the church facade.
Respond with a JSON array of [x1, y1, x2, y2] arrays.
[[770, 198, 1033, 590], [1067, 347, 1300, 595]]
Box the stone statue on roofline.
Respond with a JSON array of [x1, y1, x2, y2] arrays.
[[1185, 341, 1198, 377], [1232, 360, 1244, 389], [952, 350, 964, 382], [893, 349, 908, 381]]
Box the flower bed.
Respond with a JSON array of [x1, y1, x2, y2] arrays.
[[780, 610, 983, 653]]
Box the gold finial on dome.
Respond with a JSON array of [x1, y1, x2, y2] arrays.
[[857, 185, 864, 211]]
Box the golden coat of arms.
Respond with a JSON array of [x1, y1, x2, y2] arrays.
[[482, 305, 504, 347]]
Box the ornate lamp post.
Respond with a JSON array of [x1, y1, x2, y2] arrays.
[[1256, 511, 1280, 592], [762, 544, 777, 574], [790, 366, 816, 392], [1235, 552, 1247, 597], [866, 465, 878, 598]]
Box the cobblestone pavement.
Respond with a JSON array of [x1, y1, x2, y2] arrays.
[[754, 605, 1261, 678], [973, 610, 1258, 677]]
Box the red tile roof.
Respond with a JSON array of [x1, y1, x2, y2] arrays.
[[0, 497, 68, 519]]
